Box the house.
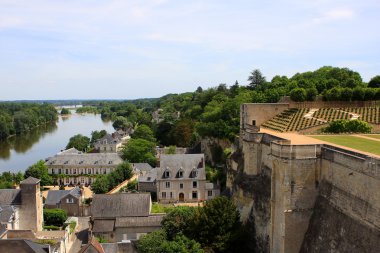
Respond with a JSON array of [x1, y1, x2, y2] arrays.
[[94, 131, 129, 153], [0, 177, 43, 233], [156, 154, 219, 203], [90, 193, 163, 242], [79, 237, 138, 253], [45, 187, 83, 216], [132, 163, 157, 193], [45, 149, 123, 186], [0, 239, 51, 253]]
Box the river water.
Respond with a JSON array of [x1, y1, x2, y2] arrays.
[[0, 112, 115, 173]]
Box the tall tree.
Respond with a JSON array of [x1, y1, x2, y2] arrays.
[[247, 69, 266, 89], [368, 75, 380, 88], [66, 134, 90, 152], [25, 160, 52, 186]]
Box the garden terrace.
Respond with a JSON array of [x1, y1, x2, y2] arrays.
[[261, 107, 380, 133]]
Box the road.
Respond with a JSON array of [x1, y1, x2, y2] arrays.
[[69, 217, 90, 253]]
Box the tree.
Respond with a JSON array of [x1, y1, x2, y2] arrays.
[[368, 75, 380, 88], [188, 196, 241, 252], [91, 175, 109, 194], [290, 88, 307, 102], [25, 160, 52, 186], [132, 124, 156, 142], [247, 69, 266, 89], [60, 108, 71, 115], [43, 208, 67, 227], [122, 138, 157, 166], [162, 206, 195, 240], [66, 134, 90, 152], [107, 162, 133, 189], [91, 130, 107, 144], [112, 116, 131, 130], [306, 88, 318, 101]]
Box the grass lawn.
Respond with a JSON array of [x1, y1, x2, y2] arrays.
[[309, 135, 380, 156], [151, 202, 175, 213], [361, 134, 380, 140]]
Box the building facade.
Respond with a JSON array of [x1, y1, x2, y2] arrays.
[[156, 154, 219, 203], [94, 131, 129, 153], [45, 187, 83, 216], [46, 149, 123, 186]]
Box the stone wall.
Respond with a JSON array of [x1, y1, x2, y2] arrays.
[[241, 103, 289, 129]]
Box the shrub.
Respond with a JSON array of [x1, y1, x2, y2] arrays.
[[324, 120, 372, 133], [290, 88, 307, 102], [43, 208, 67, 227], [352, 87, 365, 101], [340, 88, 353, 101], [306, 88, 318, 101]]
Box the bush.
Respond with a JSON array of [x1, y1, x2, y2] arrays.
[[324, 120, 372, 133], [352, 87, 365, 101], [340, 88, 353, 101], [290, 88, 307, 102], [43, 208, 67, 227], [43, 225, 60, 230], [306, 88, 318, 101], [324, 87, 341, 101]]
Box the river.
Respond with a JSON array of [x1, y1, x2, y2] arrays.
[[0, 112, 115, 173]]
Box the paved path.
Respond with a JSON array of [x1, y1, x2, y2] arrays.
[[69, 217, 90, 253]]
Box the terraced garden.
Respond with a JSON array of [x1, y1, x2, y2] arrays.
[[261, 107, 380, 132]]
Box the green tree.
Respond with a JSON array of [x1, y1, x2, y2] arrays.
[[188, 196, 241, 252], [43, 208, 67, 227], [306, 88, 318, 101], [247, 69, 266, 89], [107, 162, 133, 189], [132, 124, 156, 142], [60, 108, 71, 115], [25, 160, 52, 186], [66, 134, 90, 152], [91, 175, 109, 194], [112, 116, 132, 130], [368, 75, 380, 88], [162, 206, 195, 240], [290, 88, 307, 102], [91, 130, 107, 144], [122, 138, 156, 166]]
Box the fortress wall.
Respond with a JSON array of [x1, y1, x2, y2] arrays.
[[241, 103, 289, 129]]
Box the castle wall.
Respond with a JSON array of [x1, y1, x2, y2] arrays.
[[240, 103, 289, 129]]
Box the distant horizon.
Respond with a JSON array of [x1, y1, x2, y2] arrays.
[[1, 1, 379, 100]]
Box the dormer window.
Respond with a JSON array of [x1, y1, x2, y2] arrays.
[[190, 170, 198, 178], [163, 170, 170, 178], [178, 169, 184, 178]]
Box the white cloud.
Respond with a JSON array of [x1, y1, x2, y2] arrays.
[[313, 8, 354, 24]]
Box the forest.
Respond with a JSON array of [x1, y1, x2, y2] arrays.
[[0, 103, 58, 140]]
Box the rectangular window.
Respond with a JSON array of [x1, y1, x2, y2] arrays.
[[66, 198, 74, 204], [170, 192, 173, 199], [192, 191, 198, 199], [180, 183, 184, 189], [66, 169, 68, 174], [193, 181, 197, 188], [162, 192, 166, 199], [208, 190, 213, 197], [165, 182, 170, 188]]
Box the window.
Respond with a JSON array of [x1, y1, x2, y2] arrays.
[[170, 192, 173, 199], [191, 170, 198, 178], [66, 169, 68, 174], [192, 191, 198, 199], [66, 198, 74, 203], [178, 170, 183, 178], [147, 177, 151, 181], [162, 192, 167, 199], [165, 182, 170, 188], [208, 190, 213, 197], [110, 147, 113, 151], [104, 147, 106, 151], [193, 181, 197, 188], [81, 178, 85, 184], [164, 170, 170, 178], [180, 183, 184, 189], [252, 120, 256, 126]]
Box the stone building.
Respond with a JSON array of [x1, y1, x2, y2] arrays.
[[94, 131, 129, 153], [0, 177, 43, 233], [45, 187, 83, 216], [157, 154, 219, 203], [90, 193, 163, 242], [45, 148, 123, 186]]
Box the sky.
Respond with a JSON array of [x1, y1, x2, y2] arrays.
[[0, 0, 379, 100]]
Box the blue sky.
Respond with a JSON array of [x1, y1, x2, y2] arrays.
[[0, 0, 379, 100]]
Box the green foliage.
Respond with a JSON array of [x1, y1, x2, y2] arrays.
[[151, 202, 175, 214], [76, 106, 100, 114], [306, 88, 318, 101], [0, 171, 24, 189], [60, 108, 71, 115], [205, 166, 219, 184], [69, 221, 76, 233], [36, 239, 57, 246], [247, 69, 266, 89], [25, 160, 52, 186], [112, 116, 132, 130], [324, 120, 372, 133], [162, 206, 195, 240], [90, 130, 107, 144], [43, 225, 60, 230], [66, 134, 90, 152], [122, 138, 157, 166], [188, 196, 241, 252], [43, 208, 67, 227], [290, 88, 307, 102], [167, 145, 176, 154], [137, 230, 204, 253], [132, 124, 156, 142], [91, 162, 133, 194], [95, 235, 108, 243], [368, 75, 380, 88]]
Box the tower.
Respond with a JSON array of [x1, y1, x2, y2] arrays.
[[19, 177, 43, 231]]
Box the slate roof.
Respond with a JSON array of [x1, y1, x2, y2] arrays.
[[45, 187, 81, 205], [158, 154, 206, 180], [0, 239, 50, 253], [138, 168, 157, 183], [0, 189, 21, 205], [91, 193, 151, 218], [92, 219, 115, 233], [78, 237, 105, 253], [45, 152, 123, 166], [20, 177, 40, 185], [132, 163, 153, 172], [0, 205, 17, 223], [95, 134, 121, 145], [115, 215, 163, 228]]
